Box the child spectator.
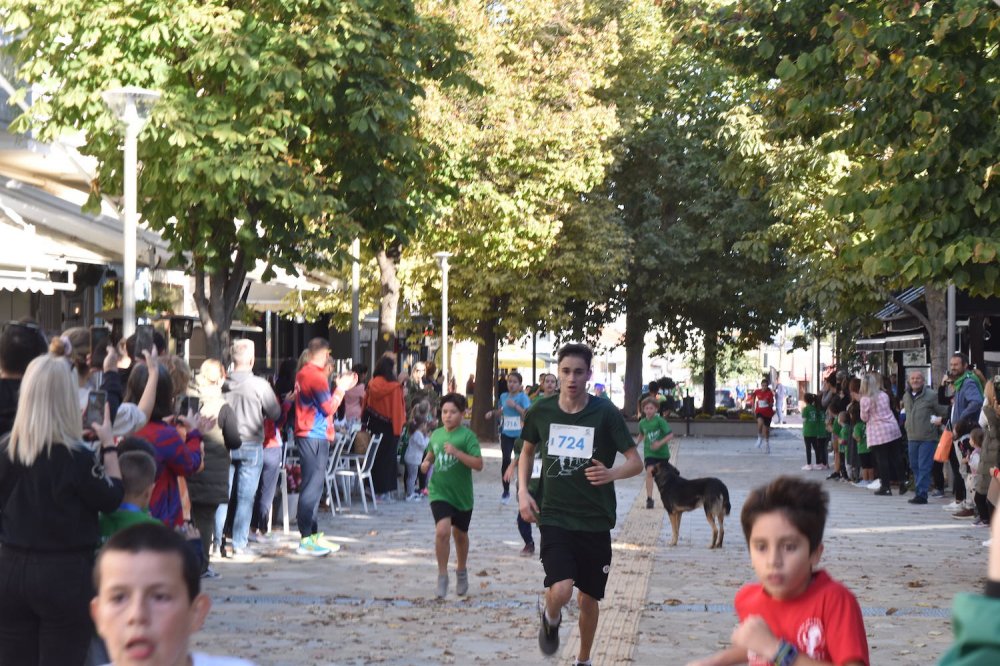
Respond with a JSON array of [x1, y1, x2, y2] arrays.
[[420, 393, 483, 598], [686, 476, 869, 666], [99, 448, 160, 541], [961, 428, 985, 524], [853, 419, 875, 486], [91, 522, 256, 666], [836, 411, 851, 482], [801, 394, 826, 470], [636, 397, 673, 509], [404, 416, 431, 502]]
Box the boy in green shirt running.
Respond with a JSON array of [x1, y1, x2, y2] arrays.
[[636, 397, 673, 509], [420, 393, 483, 599], [518, 343, 643, 666]]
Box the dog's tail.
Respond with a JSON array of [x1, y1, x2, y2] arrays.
[[722, 484, 731, 516]]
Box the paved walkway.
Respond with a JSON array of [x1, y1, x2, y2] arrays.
[[193, 427, 984, 665]]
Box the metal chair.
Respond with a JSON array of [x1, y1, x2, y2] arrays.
[[335, 432, 383, 513]]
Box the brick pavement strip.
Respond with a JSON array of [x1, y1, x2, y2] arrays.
[[560, 444, 675, 664]]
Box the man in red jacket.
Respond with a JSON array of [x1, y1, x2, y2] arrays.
[[294, 338, 356, 557]]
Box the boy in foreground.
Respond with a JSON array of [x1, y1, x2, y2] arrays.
[[687, 476, 869, 666], [518, 343, 643, 665], [92, 522, 256, 666]]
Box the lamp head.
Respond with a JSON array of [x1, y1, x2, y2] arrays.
[[102, 86, 161, 125]]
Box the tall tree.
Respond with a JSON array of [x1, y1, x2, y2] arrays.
[[409, 0, 627, 437], [2, 0, 462, 360], [589, 0, 787, 415], [684, 0, 1000, 380]]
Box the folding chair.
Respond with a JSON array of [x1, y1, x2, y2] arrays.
[[335, 432, 383, 513], [324, 431, 349, 513]]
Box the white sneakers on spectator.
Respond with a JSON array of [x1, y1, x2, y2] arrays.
[[866, 480, 882, 490], [984, 538, 993, 548]]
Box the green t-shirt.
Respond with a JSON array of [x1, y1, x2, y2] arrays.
[[836, 422, 848, 451], [427, 425, 481, 511], [521, 394, 636, 532], [853, 421, 869, 455], [639, 415, 672, 461], [801, 404, 824, 438], [99, 507, 161, 543]]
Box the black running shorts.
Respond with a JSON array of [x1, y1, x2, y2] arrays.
[[539, 524, 612, 600], [430, 501, 473, 533]]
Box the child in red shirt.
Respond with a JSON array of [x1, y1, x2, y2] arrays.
[[687, 476, 869, 666]]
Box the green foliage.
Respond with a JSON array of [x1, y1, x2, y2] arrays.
[[598, 0, 787, 353], [2, 0, 462, 356], [691, 0, 1000, 300], [404, 0, 628, 342]]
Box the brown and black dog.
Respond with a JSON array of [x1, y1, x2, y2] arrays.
[[652, 460, 731, 549]]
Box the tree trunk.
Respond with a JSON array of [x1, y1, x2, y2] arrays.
[[375, 249, 400, 358], [924, 284, 948, 384], [701, 330, 718, 413], [193, 248, 247, 364], [472, 314, 498, 440], [623, 301, 647, 419]]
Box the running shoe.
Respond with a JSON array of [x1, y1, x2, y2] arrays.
[[538, 600, 561, 656], [296, 535, 332, 557], [942, 501, 964, 512], [501, 492, 511, 505], [520, 543, 535, 557], [313, 533, 342, 553], [436, 574, 448, 599], [801, 464, 813, 471], [456, 569, 469, 596], [866, 480, 882, 490], [201, 568, 221, 579], [646, 497, 654, 509]]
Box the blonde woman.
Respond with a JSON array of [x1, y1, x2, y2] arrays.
[[859, 371, 906, 496], [0, 353, 123, 665]]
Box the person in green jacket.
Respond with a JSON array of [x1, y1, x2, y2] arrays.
[[939, 516, 1000, 665]]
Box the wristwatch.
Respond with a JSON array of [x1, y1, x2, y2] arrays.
[[100, 446, 118, 457]]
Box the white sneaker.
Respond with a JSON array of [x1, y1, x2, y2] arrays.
[[501, 493, 511, 505], [405, 494, 420, 502], [984, 538, 993, 547], [943, 501, 963, 512], [801, 464, 813, 470], [756, 436, 763, 449], [866, 480, 882, 490], [853, 481, 869, 488]]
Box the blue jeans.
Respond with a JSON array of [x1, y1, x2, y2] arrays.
[[908, 439, 936, 499], [251, 446, 282, 533], [296, 437, 329, 539], [216, 443, 264, 551]]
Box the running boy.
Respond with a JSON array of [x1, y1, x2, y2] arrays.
[[637, 397, 673, 509], [686, 476, 869, 666], [92, 522, 256, 665], [420, 393, 483, 598], [487, 372, 532, 504], [518, 343, 643, 665]]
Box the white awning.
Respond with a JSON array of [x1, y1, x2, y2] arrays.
[[856, 332, 925, 352], [0, 210, 77, 293]]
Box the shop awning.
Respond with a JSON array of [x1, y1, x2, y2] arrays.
[[855, 331, 926, 352]]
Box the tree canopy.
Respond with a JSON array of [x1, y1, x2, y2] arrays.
[[2, 0, 463, 359]]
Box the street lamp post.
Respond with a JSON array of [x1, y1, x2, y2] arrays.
[[433, 252, 453, 391], [102, 86, 161, 339]]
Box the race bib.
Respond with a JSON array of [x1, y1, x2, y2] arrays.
[[758, 400, 770, 408], [503, 415, 521, 431], [548, 424, 595, 460], [531, 457, 542, 479]]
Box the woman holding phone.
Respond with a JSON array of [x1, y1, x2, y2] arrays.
[[0, 349, 123, 665]]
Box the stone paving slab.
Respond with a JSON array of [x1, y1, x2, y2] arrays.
[[190, 428, 984, 665]]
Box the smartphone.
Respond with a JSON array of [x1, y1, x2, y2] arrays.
[[135, 324, 155, 359], [179, 395, 200, 416], [85, 390, 107, 428]]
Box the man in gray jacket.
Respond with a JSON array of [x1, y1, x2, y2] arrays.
[[222, 339, 281, 559], [903, 369, 949, 505]]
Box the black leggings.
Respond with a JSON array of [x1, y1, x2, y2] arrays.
[[500, 434, 516, 495], [873, 438, 905, 492], [814, 437, 829, 466], [974, 492, 994, 524], [804, 437, 827, 466], [949, 444, 967, 502]]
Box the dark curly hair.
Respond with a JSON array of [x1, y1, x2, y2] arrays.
[[740, 476, 829, 553]]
